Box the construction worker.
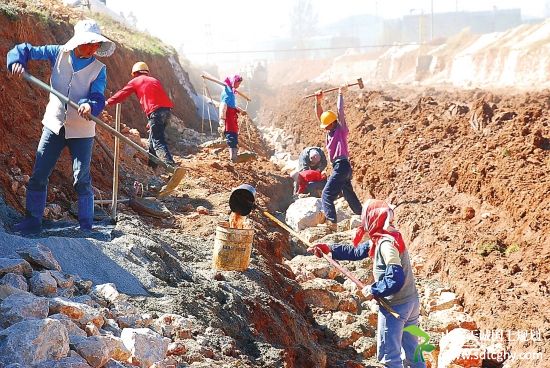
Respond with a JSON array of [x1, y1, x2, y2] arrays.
[[291, 146, 328, 196], [6, 19, 115, 234], [104, 61, 176, 168], [315, 86, 362, 231], [308, 199, 425, 368], [218, 74, 246, 162]]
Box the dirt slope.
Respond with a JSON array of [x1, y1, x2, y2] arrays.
[[259, 83, 550, 367]]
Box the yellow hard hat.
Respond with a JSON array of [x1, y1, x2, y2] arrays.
[[320, 110, 337, 129], [131, 61, 149, 76]]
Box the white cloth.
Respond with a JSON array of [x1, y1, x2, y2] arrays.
[[42, 51, 104, 138]]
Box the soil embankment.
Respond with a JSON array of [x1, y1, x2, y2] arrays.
[[259, 83, 550, 367]]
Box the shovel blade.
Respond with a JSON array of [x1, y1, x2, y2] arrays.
[[157, 167, 186, 198]]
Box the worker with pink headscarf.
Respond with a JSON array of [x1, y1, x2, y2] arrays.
[[308, 199, 425, 368], [218, 74, 246, 162]]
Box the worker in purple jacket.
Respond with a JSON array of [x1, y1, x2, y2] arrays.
[[315, 86, 362, 232]]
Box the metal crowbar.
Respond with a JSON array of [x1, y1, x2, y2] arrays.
[[22, 72, 185, 198], [262, 211, 402, 320]]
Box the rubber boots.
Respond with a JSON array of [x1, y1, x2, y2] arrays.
[[229, 147, 238, 163], [13, 189, 47, 235], [78, 194, 94, 231]]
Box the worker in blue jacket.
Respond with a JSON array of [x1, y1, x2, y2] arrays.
[[6, 19, 115, 234], [308, 199, 425, 368]]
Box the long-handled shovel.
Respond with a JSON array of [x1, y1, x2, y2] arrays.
[[22, 72, 185, 198], [263, 211, 402, 320]]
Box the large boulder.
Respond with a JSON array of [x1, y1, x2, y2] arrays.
[[0, 273, 28, 292], [17, 243, 61, 271], [0, 318, 69, 366], [0, 292, 49, 328], [29, 271, 58, 297], [285, 197, 325, 231]]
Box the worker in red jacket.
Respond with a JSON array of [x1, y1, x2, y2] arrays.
[[105, 61, 176, 167]]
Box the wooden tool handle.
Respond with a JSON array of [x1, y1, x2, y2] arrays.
[[303, 82, 360, 99], [201, 73, 252, 102], [22, 72, 176, 174], [262, 211, 402, 320]]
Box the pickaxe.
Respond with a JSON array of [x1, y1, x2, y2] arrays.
[[22, 72, 186, 198], [303, 77, 364, 99], [263, 211, 402, 320], [201, 73, 252, 102]]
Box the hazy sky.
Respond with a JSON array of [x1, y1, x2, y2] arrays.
[[106, 0, 547, 59]]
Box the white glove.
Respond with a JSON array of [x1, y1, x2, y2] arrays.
[[361, 285, 371, 297], [218, 120, 225, 137]]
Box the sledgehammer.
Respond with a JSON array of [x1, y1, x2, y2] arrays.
[[303, 77, 364, 99], [22, 72, 185, 198], [201, 72, 252, 102], [262, 211, 402, 320]]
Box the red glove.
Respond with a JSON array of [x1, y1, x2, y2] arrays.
[[307, 243, 331, 258], [353, 227, 366, 247]]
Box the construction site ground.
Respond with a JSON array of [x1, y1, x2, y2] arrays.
[[0, 2, 549, 367]]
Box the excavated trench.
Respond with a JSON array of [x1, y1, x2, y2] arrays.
[[0, 3, 548, 367]]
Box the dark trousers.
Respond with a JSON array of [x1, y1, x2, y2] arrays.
[[147, 107, 175, 168], [322, 158, 362, 223]]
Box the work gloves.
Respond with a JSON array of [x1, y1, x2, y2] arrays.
[[307, 243, 331, 258], [361, 285, 372, 298]]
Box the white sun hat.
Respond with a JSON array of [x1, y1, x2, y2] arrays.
[[61, 19, 116, 57]]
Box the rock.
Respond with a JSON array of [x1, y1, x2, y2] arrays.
[[85, 322, 100, 337], [348, 215, 361, 230], [49, 298, 104, 328], [102, 318, 122, 337], [195, 206, 209, 215], [121, 328, 170, 367], [334, 321, 370, 349], [285, 197, 325, 231], [358, 308, 378, 329], [353, 336, 377, 358], [0, 258, 33, 277], [302, 278, 346, 293], [438, 328, 482, 368], [301, 285, 340, 311], [30, 271, 58, 297], [428, 291, 460, 312], [34, 355, 92, 368], [338, 296, 360, 314], [0, 273, 28, 292], [334, 197, 354, 223], [0, 292, 49, 328], [285, 255, 339, 282], [72, 336, 112, 368], [17, 243, 61, 271], [50, 271, 75, 289], [0, 284, 29, 300], [0, 318, 69, 366], [103, 335, 132, 362], [91, 283, 120, 305], [152, 313, 195, 339], [426, 308, 477, 332], [167, 341, 187, 356], [463, 207, 475, 220], [49, 313, 87, 337]]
